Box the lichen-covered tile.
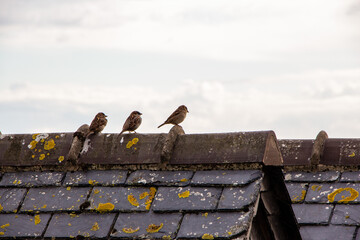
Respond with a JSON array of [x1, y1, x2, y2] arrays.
[[292, 204, 334, 225], [0, 188, 27, 212], [331, 205, 360, 225], [0, 213, 51, 238], [340, 171, 360, 182], [152, 186, 222, 212], [285, 183, 308, 203], [20, 187, 90, 212], [126, 170, 193, 186], [305, 183, 360, 203], [218, 180, 261, 210], [44, 213, 116, 238], [112, 212, 182, 239], [177, 211, 251, 239], [63, 170, 128, 186], [300, 225, 356, 240], [284, 171, 340, 182], [0, 171, 64, 187], [89, 186, 157, 212], [191, 170, 262, 186]]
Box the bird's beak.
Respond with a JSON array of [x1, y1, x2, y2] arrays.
[[139, 112, 143, 115]]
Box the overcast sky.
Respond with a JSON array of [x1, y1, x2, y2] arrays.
[[1, 0, 360, 139]]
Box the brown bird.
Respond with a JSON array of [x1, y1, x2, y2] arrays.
[[87, 112, 108, 137], [120, 111, 142, 135], [158, 105, 189, 128]]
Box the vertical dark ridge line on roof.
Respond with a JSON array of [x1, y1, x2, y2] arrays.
[[354, 227, 360, 240], [214, 187, 224, 210], [107, 212, 119, 239], [16, 187, 29, 213], [174, 213, 185, 239], [326, 204, 336, 226], [41, 212, 54, 238], [250, 198, 275, 240], [60, 171, 68, 186]]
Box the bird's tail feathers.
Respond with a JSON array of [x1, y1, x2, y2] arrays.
[[157, 123, 166, 128]]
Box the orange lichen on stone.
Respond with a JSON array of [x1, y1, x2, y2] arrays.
[[93, 189, 100, 194], [13, 179, 22, 185], [128, 195, 139, 207], [39, 154, 46, 160], [0, 223, 9, 229], [0, 204, 3, 212], [291, 190, 306, 203], [132, 138, 139, 144], [44, 139, 55, 150], [348, 152, 355, 157], [0, 232, 4, 235], [328, 187, 359, 203], [146, 223, 163, 233], [145, 187, 157, 210], [66, 187, 71, 191], [202, 233, 214, 239], [88, 179, 98, 185], [58, 156, 65, 162], [139, 191, 149, 200], [91, 222, 99, 231], [178, 190, 190, 198], [311, 185, 322, 191], [122, 227, 140, 233], [126, 138, 139, 148], [202, 212, 208, 217], [180, 178, 188, 182], [34, 215, 41, 225], [28, 140, 38, 149], [41, 204, 47, 209], [126, 141, 133, 148], [162, 235, 172, 240], [96, 203, 115, 212]]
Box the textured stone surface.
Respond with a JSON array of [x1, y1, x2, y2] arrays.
[[21, 187, 90, 212], [300, 225, 356, 240], [305, 183, 360, 203], [0, 213, 51, 237], [218, 180, 261, 210], [177, 211, 251, 239], [64, 170, 128, 186], [0, 171, 64, 187], [340, 171, 360, 182], [279, 139, 314, 166], [292, 204, 333, 225], [331, 205, 360, 225], [112, 212, 182, 239], [0, 188, 27, 212], [126, 170, 193, 186], [191, 170, 262, 186], [285, 183, 308, 203], [45, 213, 116, 238], [284, 171, 340, 182], [152, 186, 222, 212]]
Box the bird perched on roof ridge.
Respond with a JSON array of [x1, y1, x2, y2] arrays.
[[120, 111, 142, 135], [86, 112, 108, 137], [158, 105, 189, 128]]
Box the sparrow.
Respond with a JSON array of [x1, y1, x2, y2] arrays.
[[120, 111, 142, 135], [87, 112, 108, 137], [158, 105, 189, 128]]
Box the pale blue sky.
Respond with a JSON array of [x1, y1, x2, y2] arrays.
[[1, 0, 360, 138]]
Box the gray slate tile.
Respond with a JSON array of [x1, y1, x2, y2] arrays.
[[292, 204, 334, 225], [45, 213, 116, 238], [177, 211, 251, 239], [0, 188, 27, 212], [0, 213, 51, 238], [0, 171, 64, 187], [332, 205, 360, 225], [340, 172, 360, 182], [89, 186, 157, 212], [218, 180, 261, 210], [285, 183, 308, 203], [126, 170, 193, 186], [64, 170, 128, 186], [152, 186, 222, 212], [191, 170, 262, 186], [305, 183, 360, 203], [112, 212, 182, 239], [300, 225, 356, 240], [284, 171, 340, 182], [21, 187, 90, 212]]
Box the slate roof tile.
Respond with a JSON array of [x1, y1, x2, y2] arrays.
[[64, 170, 128, 186], [0, 171, 64, 187], [0, 213, 51, 238], [45, 213, 116, 238], [177, 211, 251, 239], [331, 205, 360, 225], [191, 170, 262, 186], [340, 171, 360, 182], [299, 225, 357, 240], [126, 170, 193, 186], [292, 204, 334, 225], [152, 186, 222, 212], [285, 183, 308, 203], [305, 183, 360, 203], [20, 187, 90, 212], [0, 188, 27, 212], [112, 212, 182, 239], [284, 171, 340, 182]]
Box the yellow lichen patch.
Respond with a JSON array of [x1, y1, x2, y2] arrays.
[[88, 179, 98, 185], [34, 215, 41, 225], [348, 152, 355, 157], [0, 204, 3, 212], [126, 141, 133, 148], [291, 190, 306, 203], [32, 134, 39, 139], [32, 155, 35, 159], [202, 212, 208, 217], [13, 180, 22, 185], [162, 235, 172, 240], [139, 191, 149, 200], [0, 232, 4, 235], [311, 185, 322, 191], [69, 213, 78, 218], [228, 231, 232, 235], [58, 156, 65, 162], [66, 186, 71, 191], [132, 138, 139, 144], [178, 190, 190, 198], [28, 140, 38, 149], [202, 233, 214, 239], [68, 223, 72, 226], [122, 227, 140, 234], [145, 187, 157, 210], [44, 139, 55, 150], [146, 223, 163, 233], [128, 195, 139, 207], [180, 178, 188, 182], [328, 187, 359, 203], [96, 203, 115, 212], [39, 154, 46, 160], [93, 189, 100, 194], [55, 135, 60, 139], [91, 222, 99, 231], [41, 204, 47, 209], [0, 223, 9, 229]]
